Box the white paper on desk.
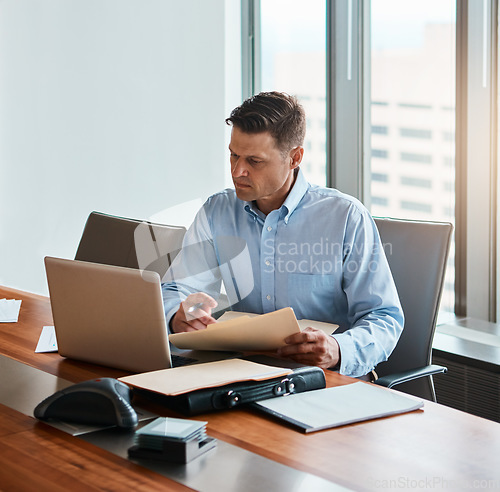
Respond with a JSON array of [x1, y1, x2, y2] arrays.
[[35, 326, 59, 353], [119, 358, 293, 396], [254, 382, 424, 433], [0, 298, 22, 322], [169, 307, 301, 351]]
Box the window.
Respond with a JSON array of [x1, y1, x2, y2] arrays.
[[372, 172, 389, 182], [372, 149, 389, 159], [399, 128, 433, 139], [444, 156, 454, 167], [400, 152, 433, 164], [401, 201, 433, 214], [370, 0, 456, 313], [372, 196, 389, 206], [372, 125, 388, 135], [443, 181, 454, 192], [258, 0, 327, 186], [401, 176, 432, 188], [397, 103, 433, 110]]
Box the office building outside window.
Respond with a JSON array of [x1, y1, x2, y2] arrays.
[[370, 0, 456, 313], [259, 0, 327, 186]]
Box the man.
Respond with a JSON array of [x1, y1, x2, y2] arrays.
[[162, 91, 403, 378]]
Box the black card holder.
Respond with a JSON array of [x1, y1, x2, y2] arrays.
[[137, 365, 326, 415], [128, 436, 217, 464]]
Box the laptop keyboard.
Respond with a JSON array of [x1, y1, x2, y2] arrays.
[[171, 354, 197, 367]]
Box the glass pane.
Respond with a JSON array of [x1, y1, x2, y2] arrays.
[[260, 0, 327, 186], [370, 0, 456, 314]]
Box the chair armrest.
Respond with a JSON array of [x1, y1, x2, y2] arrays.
[[374, 364, 447, 389]]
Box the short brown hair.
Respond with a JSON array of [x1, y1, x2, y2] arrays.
[[225, 92, 306, 154]]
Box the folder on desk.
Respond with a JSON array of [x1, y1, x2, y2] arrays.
[[252, 382, 424, 433], [119, 358, 293, 396], [119, 358, 326, 415], [168, 308, 339, 352]]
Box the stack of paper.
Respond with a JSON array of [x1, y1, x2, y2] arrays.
[[253, 382, 424, 433], [0, 299, 22, 323], [134, 417, 207, 449]]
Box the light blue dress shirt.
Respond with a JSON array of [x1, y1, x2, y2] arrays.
[[162, 169, 403, 377]]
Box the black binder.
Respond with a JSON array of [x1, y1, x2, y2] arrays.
[[136, 365, 326, 416]]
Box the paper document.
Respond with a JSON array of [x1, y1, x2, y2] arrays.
[[253, 382, 424, 433], [35, 326, 59, 353], [119, 358, 293, 396], [218, 311, 339, 336], [0, 299, 22, 323], [169, 307, 338, 352]]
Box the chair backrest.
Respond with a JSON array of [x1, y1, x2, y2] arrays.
[[374, 217, 453, 400], [75, 211, 186, 279]]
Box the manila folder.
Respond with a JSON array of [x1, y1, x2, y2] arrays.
[[119, 358, 293, 396], [169, 307, 300, 351], [218, 310, 339, 336]]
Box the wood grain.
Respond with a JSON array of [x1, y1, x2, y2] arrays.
[[0, 414, 193, 491]]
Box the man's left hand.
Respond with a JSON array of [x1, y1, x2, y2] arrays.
[[277, 327, 340, 369]]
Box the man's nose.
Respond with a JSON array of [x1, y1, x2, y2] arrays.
[[232, 159, 249, 177]]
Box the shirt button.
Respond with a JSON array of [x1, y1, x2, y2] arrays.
[[265, 260, 271, 266], [267, 226, 272, 231], [266, 295, 271, 301]]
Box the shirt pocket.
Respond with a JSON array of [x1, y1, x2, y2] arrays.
[[287, 273, 337, 320]]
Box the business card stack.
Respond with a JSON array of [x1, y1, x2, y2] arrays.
[[135, 416, 207, 448], [128, 416, 217, 463]]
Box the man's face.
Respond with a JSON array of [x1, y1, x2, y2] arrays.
[[229, 127, 298, 214]]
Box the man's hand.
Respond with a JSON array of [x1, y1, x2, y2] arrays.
[[277, 327, 340, 369], [170, 293, 218, 333]]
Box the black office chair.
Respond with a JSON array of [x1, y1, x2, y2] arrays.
[[373, 217, 453, 401], [75, 211, 186, 279]]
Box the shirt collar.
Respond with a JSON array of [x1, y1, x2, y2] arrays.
[[242, 168, 309, 223], [281, 168, 309, 223]]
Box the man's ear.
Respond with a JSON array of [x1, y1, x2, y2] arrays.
[[290, 146, 304, 169]]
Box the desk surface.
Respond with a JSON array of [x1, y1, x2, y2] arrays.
[[2, 285, 500, 491]]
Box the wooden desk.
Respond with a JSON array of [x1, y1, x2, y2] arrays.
[[2, 286, 500, 491]]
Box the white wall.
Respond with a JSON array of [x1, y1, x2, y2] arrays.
[[0, 0, 241, 295]]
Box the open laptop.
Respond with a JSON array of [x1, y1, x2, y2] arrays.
[[44, 256, 221, 373]]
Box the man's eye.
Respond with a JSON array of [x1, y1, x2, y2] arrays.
[[249, 159, 262, 166]]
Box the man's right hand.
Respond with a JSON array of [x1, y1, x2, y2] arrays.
[[170, 293, 218, 333]]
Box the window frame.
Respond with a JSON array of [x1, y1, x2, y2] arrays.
[[456, 0, 498, 320]]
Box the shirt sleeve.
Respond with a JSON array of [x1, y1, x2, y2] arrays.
[[161, 202, 223, 329], [331, 208, 404, 377]]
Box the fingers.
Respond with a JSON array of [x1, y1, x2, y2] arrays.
[[188, 292, 218, 308], [185, 306, 217, 326], [278, 329, 323, 358], [171, 307, 216, 333], [277, 328, 340, 369], [284, 327, 323, 345], [184, 293, 218, 314], [170, 293, 218, 333], [183, 293, 218, 324], [177, 317, 211, 332]]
